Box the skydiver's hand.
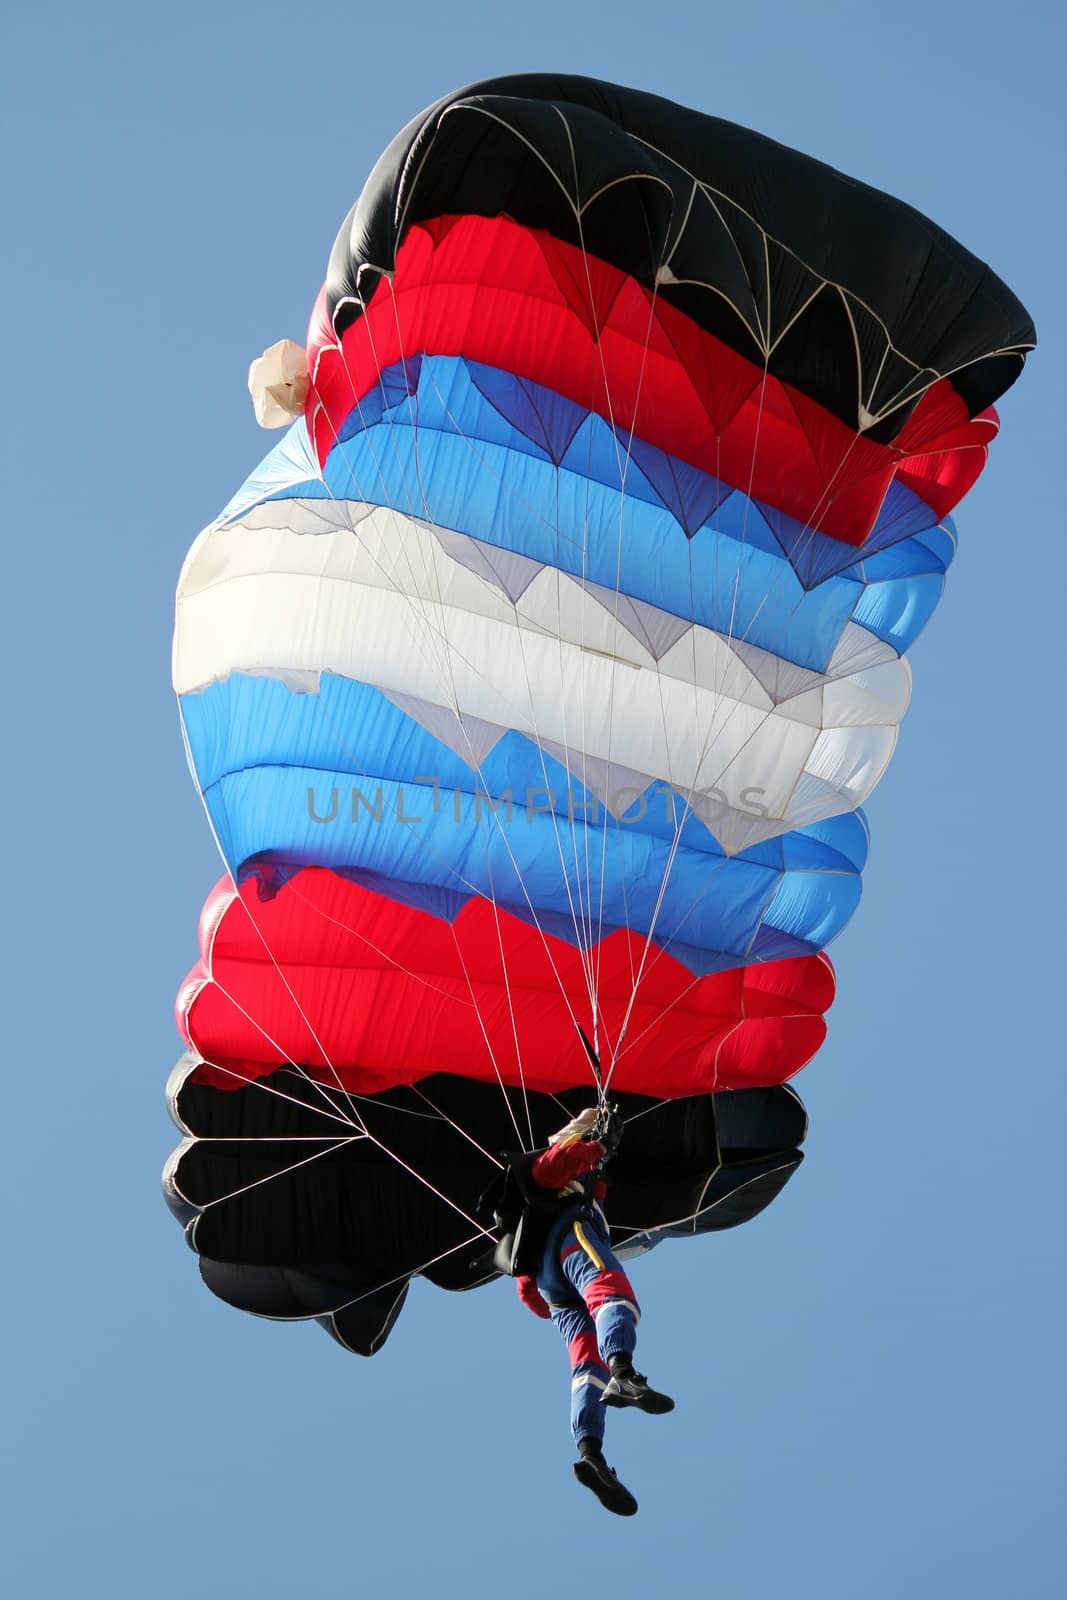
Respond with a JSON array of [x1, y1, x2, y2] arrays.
[[591, 1103, 623, 1155], [516, 1276, 551, 1319]]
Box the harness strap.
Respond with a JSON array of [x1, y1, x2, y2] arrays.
[[573, 1219, 606, 1271]]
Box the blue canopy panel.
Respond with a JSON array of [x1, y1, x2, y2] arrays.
[[181, 672, 868, 974]]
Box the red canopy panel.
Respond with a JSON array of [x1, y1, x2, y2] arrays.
[[306, 215, 995, 546], [177, 869, 835, 1099]]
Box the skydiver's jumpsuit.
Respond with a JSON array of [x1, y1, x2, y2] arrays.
[[516, 1140, 640, 1451]]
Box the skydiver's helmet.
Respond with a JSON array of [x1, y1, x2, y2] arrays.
[[548, 1107, 600, 1146]]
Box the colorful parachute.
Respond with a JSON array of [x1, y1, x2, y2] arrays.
[[167, 75, 1033, 1349]]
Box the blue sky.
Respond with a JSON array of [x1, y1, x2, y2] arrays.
[[4, 3, 1064, 1596]]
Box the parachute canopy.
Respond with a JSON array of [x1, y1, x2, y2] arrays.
[[170, 75, 1033, 1350]]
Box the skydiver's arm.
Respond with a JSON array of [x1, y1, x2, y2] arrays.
[[529, 1139, 605, 1190], [516, 1275, 552, 1318]]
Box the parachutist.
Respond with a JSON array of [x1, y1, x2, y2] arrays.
[[510, 1108, 674, 1515]]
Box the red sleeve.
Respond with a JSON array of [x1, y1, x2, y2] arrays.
[[516, 1276, 551, 1318], [530, 1140, 605, 1189]]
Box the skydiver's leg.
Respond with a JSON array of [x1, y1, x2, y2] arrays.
[[561, 1219, 674, 1415], [546, 1297, 609, 1450], [559, 1218, 640, 1367], [546, 1295, 639, 1517]]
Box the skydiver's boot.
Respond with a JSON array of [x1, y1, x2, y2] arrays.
[[573, 1438, 638, 1517], [600, 1354, 675, 1414]]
